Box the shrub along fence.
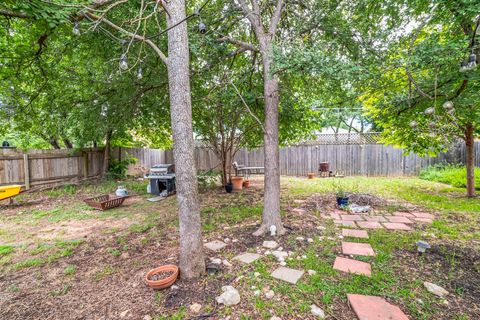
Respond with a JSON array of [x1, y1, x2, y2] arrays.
[[0, 148, 104, 188]]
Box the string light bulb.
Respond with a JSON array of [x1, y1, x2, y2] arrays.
[[198, 22, 206, 34], [409, 121, 418, 128], [467, 53, 477, 69], [137, 66, 143, 80], [73, 20, 81, 36], [119, 54, 128, 70]]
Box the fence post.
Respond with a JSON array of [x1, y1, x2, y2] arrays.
[[23, 153, 30, 190], [83, 152, 89, 179]]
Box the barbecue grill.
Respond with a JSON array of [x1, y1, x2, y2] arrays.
[[144, 164, 176, 197]]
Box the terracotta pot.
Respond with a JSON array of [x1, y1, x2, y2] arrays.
[[231, 176, 243, 191], [145, 265, 179, 290], [307, 173, 315, 179], [243, 180, 251, 188]]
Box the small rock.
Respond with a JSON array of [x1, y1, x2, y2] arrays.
[[307, 238, 314, 243], [143, 316, 152, 320], [310, 304, 325, 318], [272, 250, 288, 262], [270, 317, 282, 320], [264, 250, 272, 255], [232, 239, 239, 243], [263, 241, 279, 249], [224, 238, 231, 243], [280, 261, 286, 266], [189, 303, 202, 314], [316, 226, 326, 230], [296, 236, 305, 241], [171, 285, 179, 290], [210, 258, 222, 264], [216, 286, 241, 306], [120, 310, 130, 318], [265, 290, 275, 299], [253, 290, 261, 296], [222, 260, 232, 268], [308, 270, 317, 276], [301, 255, 307, 259], [254, 272, 261, 277], [424, 282, 449, 297]]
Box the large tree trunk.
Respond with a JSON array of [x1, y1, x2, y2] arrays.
[[166, 0, 205, 278], [465, 123, 475, 197], [253, 40, 285, 236], [102, 130, 112, 177]]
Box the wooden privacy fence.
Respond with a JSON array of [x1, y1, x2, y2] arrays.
[[0, 148, 104, 188], [114, 140, 475, 177]]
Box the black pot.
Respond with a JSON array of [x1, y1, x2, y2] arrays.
[[336, 197, 349, 207], [225, 183, 233, 193]]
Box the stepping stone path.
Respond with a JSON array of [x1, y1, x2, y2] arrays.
[[386, 216, 413, 224], [233, 252, 261, 264], [347, 294, 409, 320], [204, 240, 227, 251], [356, 221, 383, 229], [342, 242, 376, 256], [342, 229, 369, 239], [270, 266, 304, 284], [333, 256, 371, 277], [334, 220, 357, 228]]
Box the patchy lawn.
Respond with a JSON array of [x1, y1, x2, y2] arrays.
[[0, 176, 479, 319]]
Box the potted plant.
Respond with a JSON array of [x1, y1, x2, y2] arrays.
[[243, 179, 251, 188], [145, 264, 179, 289], [336, 188, 349, 207]]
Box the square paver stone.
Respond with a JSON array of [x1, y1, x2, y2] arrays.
[[233, 252, 262, 264], [334, 220, 357, 228], [270, 267, 304, 284], [393, 211, 414, 218], [342, 242, 376, 256], [347, 294, 409, 320], [204, 240, 227, 251], [342, 229, 369, 239], [383, 223, 412, 231], [329, 213, 341, 220], [333, 256, 371, 276], [387, 216, 413, 224], [357, 221, 383, 229], [411, 212, 435, 219], [341, 214, 364, 221], [414, 217, 433, 224], [364, 215, 387, 222]]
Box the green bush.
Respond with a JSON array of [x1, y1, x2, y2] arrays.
[[197, 170, 220, 191], [419, 163, 480, 189], [108, 155, 137, 179]]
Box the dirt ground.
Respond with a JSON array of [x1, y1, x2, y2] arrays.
[[0, 178, 479, 320]]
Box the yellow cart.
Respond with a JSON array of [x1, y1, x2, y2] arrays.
[[0, 185, 22, 201]]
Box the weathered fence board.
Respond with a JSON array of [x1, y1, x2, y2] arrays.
[[116, 141, 478, 177], [0, 149, 104, 188]]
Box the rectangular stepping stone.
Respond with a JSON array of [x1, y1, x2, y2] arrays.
[[357, 221, 383, 229], [411, 212, 435, 219], [334, 220, 357, 228], [342, 242, 376, 256], [341, 215, 364, 221], [386, 216, 413, 224], [204, 240, 227, 251], [364, 215, 387, 222], [270, 267, 304, 284], [233, 252, 261, 264], [393, 211, 414, 217], [333, 256, 371, 276], [413, 217, 433, 224], [383, 222, 412, 231], [347, 294, 409, 320], [292, 208, 307, 214], [342, 229, 369, 239], [329, 213, 341, 220]]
